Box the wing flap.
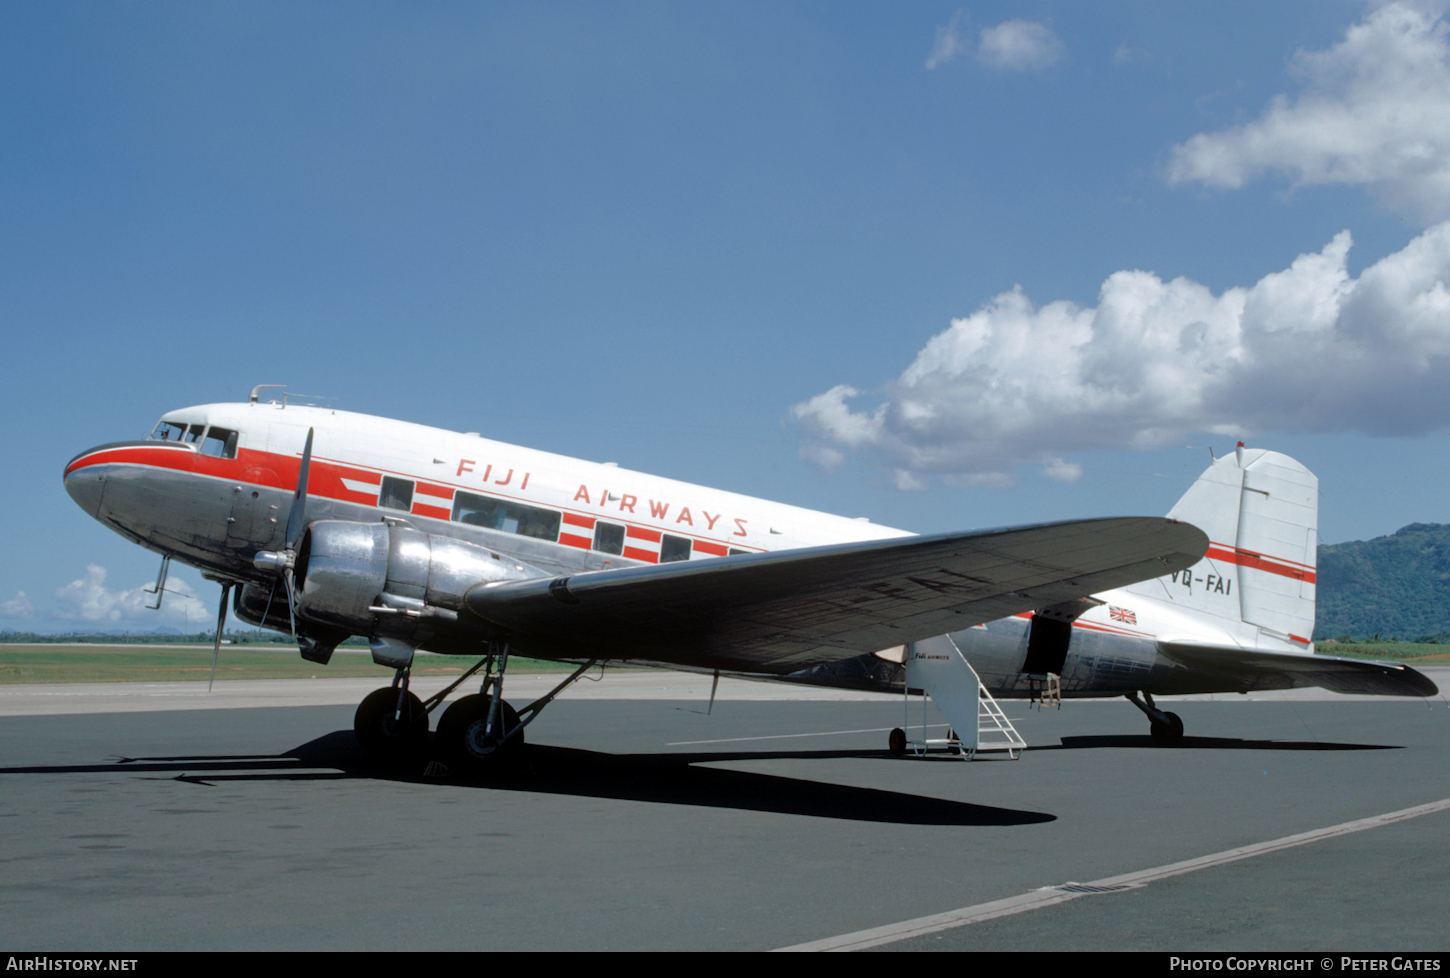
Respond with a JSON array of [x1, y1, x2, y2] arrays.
[[1158, 641, 1439, 697], [463, 517, 1207, 673]]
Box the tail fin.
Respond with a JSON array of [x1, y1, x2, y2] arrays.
[[1123, 445, 1317, 651]]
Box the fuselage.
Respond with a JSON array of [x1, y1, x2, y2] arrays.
[[62, 399, 1284, 698], [63, 400, 911, 580]]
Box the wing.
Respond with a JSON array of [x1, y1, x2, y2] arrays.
[[1158, 642, 1439, 697], [463, 517, 1208, 674]]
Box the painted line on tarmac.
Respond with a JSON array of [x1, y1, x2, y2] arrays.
[[775, 796, 1450, 952], [666, 725, 947, 746], [667, 716, 1033, 746]]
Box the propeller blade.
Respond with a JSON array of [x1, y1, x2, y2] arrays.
[[209, 582, 231, 693], [262, 577, 277, 624], [284, 568, 298, 637], [284, 427, 315, 551]]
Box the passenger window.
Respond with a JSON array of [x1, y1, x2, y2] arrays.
[[593, 521, 625, 555], [150, 421, 187, 442], [728, 548, 750, 556], [379, 477, 414, 511], [200, 427, 238, 459], [660, 534, 692, 563], [451, 491, 561, 542]]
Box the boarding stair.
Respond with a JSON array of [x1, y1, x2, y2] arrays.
[[901, 634, 1026, 760]]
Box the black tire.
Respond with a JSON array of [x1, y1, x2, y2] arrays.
[[1166, 711, 1184, 741], [437, 694, 524, 772], [1150, 711, 1185, 746], [354, 687, 430, 762], [888, 727, 907, 757]]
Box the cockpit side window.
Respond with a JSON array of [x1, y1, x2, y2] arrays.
[[200, 427, 239, 459], [150, 421, 188, 442], [183, 424, 205, 444]]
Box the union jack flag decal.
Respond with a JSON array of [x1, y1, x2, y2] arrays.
[[1109, 606, 1137, 625]]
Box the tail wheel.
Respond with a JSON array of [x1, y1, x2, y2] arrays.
[[437, 694, 524, 772], [1150, 711, 1185, 746], [354, 687, 430, 761]]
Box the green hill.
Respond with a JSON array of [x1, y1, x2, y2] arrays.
[[1315, 523, 1450, 641]]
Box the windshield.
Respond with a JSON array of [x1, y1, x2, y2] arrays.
[[149, 421, 188, 441], [147, 420, 239, 459]]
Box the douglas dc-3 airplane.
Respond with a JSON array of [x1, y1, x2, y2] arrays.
[[63, 388, 1437, 769]]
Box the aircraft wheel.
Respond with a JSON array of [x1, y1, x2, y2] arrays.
[[354, 687, 430, 762], [1149, 711, 1185, 747], [437, 694, 524, 772], [888, 727, 907, 757]]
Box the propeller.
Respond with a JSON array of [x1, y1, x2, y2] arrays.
[[284, 427, 314, 554], [253, 427, 315, 636], [216, 427, 316, 690]]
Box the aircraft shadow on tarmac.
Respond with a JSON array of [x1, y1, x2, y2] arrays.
[[1033, 734, 1403, 752], [0, 732, 1053, 827]]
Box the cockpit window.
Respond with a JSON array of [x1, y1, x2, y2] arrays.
[[150, 421, 187, 442], [200, 427, 239, 459], [183, 424, 205, 444]]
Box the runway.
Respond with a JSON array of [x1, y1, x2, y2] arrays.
[[1, 669, 1446, 951]]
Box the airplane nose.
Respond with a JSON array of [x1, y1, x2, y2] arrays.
[[64, 451, 107, 518]]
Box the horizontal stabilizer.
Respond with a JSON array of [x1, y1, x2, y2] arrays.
[[1158, 641, 1439, 697], [463, 517, 1207, 673]]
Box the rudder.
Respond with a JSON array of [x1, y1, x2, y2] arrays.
[[1124, 445, 1317, 651]]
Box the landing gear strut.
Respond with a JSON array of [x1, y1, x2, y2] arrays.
[[1125, 691, 1184, 746], [437, 642, 524, 771], [351, 642, 598, 773], [353, 667, 430, 763], [435, 644, 600, 773]]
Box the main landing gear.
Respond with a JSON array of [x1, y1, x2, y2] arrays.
[[351, 643, 597, 773], [1125, 691, 1184, 746]]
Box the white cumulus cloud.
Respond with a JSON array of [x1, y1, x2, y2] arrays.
[[53, 564, 210, 629], [1, 592, 36, 620], [976, 20, 1064, 71], [926, 11, 968, 70], [1167, 2, 1450, 225], [793, 223, 1450, 485]]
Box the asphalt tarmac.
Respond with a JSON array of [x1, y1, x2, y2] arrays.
[[1, 670, 1447, 952]]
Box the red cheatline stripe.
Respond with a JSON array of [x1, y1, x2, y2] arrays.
[[1205, 545, 1316, 584], [1074, 619, 1148, 639], [559, 533, 591, 550], [1016, 611, 1145, 639], [69, 443, 741, 562], [1290, 634, 1311, 645], [65, 444, 194, 477]]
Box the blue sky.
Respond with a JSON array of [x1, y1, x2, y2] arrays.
[[6, 1, 1450, 633]]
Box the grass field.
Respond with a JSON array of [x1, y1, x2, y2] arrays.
[[0, 644, 579, 684], [1312, 641, 1450, 665]]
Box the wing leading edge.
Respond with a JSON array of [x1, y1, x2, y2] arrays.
[[463, 517, 1208, 673]]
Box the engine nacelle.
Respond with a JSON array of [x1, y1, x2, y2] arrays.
[[293, 520, 537, 639]]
